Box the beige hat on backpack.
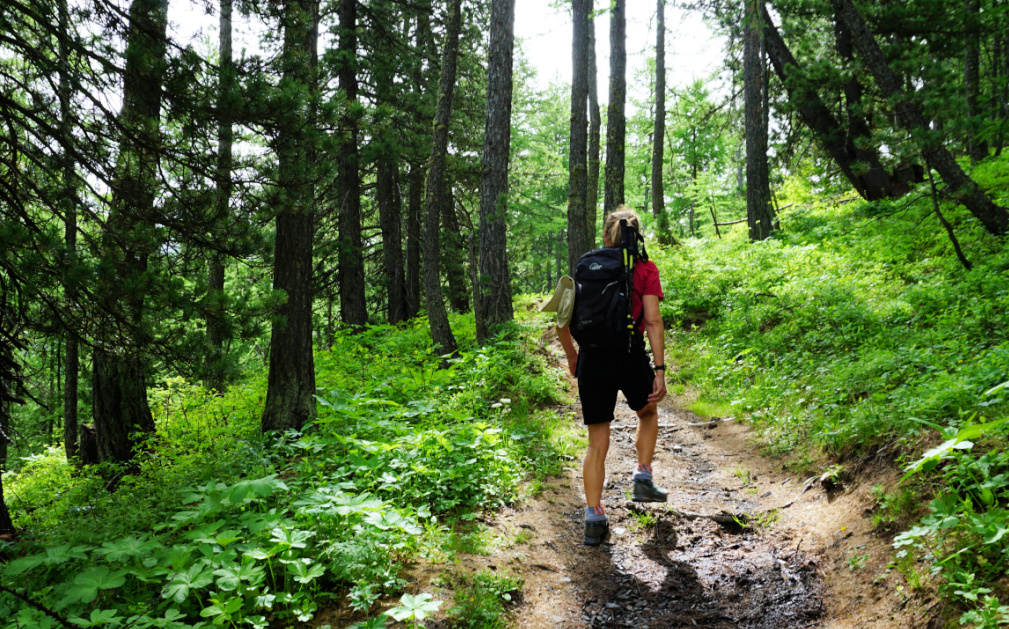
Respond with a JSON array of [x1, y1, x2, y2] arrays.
[[540, 275, 575, 328]]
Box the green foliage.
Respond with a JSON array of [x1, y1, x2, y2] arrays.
[[658, 173, 1009, 624], [0, 316, 572, 629], [444, 570, 522, 629]]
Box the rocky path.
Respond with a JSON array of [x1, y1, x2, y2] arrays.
[[462, 341, 919, 629]]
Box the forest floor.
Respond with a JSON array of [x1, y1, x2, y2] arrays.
[[322, 333, 943, 629], [407, 334, 940, 629]]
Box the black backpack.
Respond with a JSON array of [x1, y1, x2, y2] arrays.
[[570, 221, 648, 353]]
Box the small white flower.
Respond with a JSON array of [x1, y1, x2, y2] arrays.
[[500, 398, 512, 404]]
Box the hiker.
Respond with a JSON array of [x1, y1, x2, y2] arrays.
[[544, 206, 667, 546]]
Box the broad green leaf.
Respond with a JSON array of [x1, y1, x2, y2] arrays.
[[164, 563, 213, 603], [64, 567, 128, 605]]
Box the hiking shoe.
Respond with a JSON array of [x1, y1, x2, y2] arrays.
[[583, 518, 610, 546], [632, 479, 669, 502]]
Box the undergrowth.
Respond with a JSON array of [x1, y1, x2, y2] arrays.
[[652, 156, 1009, 627], [0, 313, 579, 628]]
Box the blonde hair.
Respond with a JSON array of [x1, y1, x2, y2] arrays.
[[603, 205, 641, 247]]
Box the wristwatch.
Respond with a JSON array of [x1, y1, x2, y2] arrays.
[[654, 364, 666, 371]]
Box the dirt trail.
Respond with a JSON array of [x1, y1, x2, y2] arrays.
[[455, 340, 928, 628]]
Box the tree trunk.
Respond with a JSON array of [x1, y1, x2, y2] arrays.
[[91, 0, 167, 462], [0, 340, 16, 534], [763, 5, 910, 201], [568, 0, 592, 273], [587, 10, 601, 246], [422, 0, 462, 358], [207, 0, 233, 393], [377, 157, 405, 324], [744, 0, 774, 241], [652, 0, 676, 246], [404, 162, 423, 320], [604, 0, 626, 215], [831, 0, 1009, 235], [92, 351, 155, 461], [262, 0, 318, 433], [965, 0, 987, 164], [375, 45, 404, 326], [476, 0, 516, 343], [59, 0, 78, 459], [337, 0, 367, 327], [441, 186, 470, 313]]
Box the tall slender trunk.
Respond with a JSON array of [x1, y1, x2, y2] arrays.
[[441, 186, 470, 313], [58, 0, 78, 459], [744, 0, 773, 240], [337, 0, 367, 327], [476, 0, 516, 343], [404, 162, 423, 319], [965, 0, 987, 163], [377, 158, 404, 324], [652, 0, 676, 245], [568, 0, 592, 273], [262, 0, 318, 433], [586, 10, 601, 246], [0, 346, 13, 533], [831, 0, 1009, 235], [91, 0, 167, 462], [604, 0, 626, 215], [207, 0, 233, 393], [422, 0, 462, 358]]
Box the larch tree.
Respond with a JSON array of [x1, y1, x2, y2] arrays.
[[761, 5, 911, 201], [59, 0, 79, 459], [604, 0, 626, 215], [830, 0, 1009, 235], [476, 0, 516, 343], [743, 0, 774, 241], [422, 0, 463, 358], [337, 0, 367, 327], [261, 0, 318, 433], [568, 0, 593, 273], [651, 0, 676, 245], [206, 0, 233, 392], [91, 0, 167, 462], [587, 7, 601, 244]]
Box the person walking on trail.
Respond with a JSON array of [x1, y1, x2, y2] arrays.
[[544, 206, 668, 546]]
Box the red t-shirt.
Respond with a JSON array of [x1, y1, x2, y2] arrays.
[[632, 260, 663, 333]]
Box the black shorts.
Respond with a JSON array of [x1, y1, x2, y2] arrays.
[[576, 344, 655, 425]]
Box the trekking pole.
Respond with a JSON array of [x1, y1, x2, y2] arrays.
[[620, 219, 635, 354]]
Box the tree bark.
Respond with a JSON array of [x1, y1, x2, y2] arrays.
[[206, 0, 233, 393], [0, 341, 16, 534], [587, 10, 601, 246], [604, 0, 626, 215], [441, 186, 470, 313], [965, 0, 987, 164], [58, 0, 78, 459], [377, 158, 405, 324], [831, 0, 1009, 235], [337, 0, 367, 327], [91, 0, 167, 462], [422, 0, 462, 358], [652, 0, 676, 246], [262, 0, 318, 433], [476, 0, 516, 343], [763, 5, 910, 201], [568, 0, 592, 274], [744, 0, 774, 240], [405, 162, 423, 320]]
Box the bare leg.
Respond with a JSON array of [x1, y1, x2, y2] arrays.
[[635, 402, 659, 468], [583, 422, 611, 507]]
